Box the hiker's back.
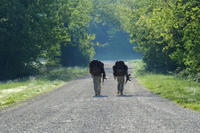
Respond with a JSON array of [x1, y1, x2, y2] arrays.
[[89, 60, 103, 76], [113, 61, 127, 76], [89, 60, 105, 96]]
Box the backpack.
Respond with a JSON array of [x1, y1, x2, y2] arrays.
[[89, 60, 103, 76], [113, 61, 127, 76]]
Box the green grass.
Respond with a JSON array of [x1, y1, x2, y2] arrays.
[[0, 67, 88, 110], [132, 60, 200, 112]]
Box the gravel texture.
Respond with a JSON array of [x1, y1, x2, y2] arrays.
[[0, 61, 200, 133]]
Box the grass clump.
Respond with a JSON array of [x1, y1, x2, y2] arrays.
[[130, 60, 146, 77], [0, 67, 88, 110], [132, 60, 200, 112]]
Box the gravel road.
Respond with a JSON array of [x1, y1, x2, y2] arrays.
[[0, 61, 200, 133]]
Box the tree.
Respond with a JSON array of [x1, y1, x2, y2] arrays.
[[60, 0, 95, 66], [0, 0, 68, 80]]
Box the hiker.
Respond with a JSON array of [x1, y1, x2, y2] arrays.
[[89, 60, 106, 96], [113, 61, 131, 95]]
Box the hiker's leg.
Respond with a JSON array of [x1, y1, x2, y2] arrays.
[[97, 76, 102, 95], [121, 76, 125, 95], [119, 84, 123, 95], [93, 76, 98, 96], [118, 76, 125, 95], [117, 77, 121, 94]]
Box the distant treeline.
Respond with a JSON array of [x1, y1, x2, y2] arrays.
[[89, 23, 141, 60], [0, 0, 95, 80], [113, 0, 200, 79]]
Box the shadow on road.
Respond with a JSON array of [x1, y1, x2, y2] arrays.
[[117, 95, 134, 97], [93, 95, 108, 98], [116, 92, 161, 98]]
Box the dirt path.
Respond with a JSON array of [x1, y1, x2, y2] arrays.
[[0, 61, 200, 133]]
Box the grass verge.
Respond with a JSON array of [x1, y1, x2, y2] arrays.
[[131, 60, 200, 112], [0, 67, 88, 110]]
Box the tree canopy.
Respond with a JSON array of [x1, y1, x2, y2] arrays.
[[1, 0, 200, 80], [115, 0, 200, 77], [0, 0, 95, 80]]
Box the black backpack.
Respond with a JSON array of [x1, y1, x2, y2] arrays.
[[113, 61, 127, 76], [89, 60, 103, 76]]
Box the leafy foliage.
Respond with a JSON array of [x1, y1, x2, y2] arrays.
[[116, 0, 200, 77], [88, 0, 141, 60], [60, 0, 95, 66], [0, 0, 94, 80], [1, 0, 200, 80]]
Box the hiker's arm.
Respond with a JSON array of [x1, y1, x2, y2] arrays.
[[89, 63, 92, 74], [102, 68, 106, 79], [125, 66, 131, 83], [112, 66, 116, 79]]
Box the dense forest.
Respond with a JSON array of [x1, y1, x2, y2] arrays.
[[0, 0, 200, 80], [0, 0, 95, 80], [115, 0, 200, 79]]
